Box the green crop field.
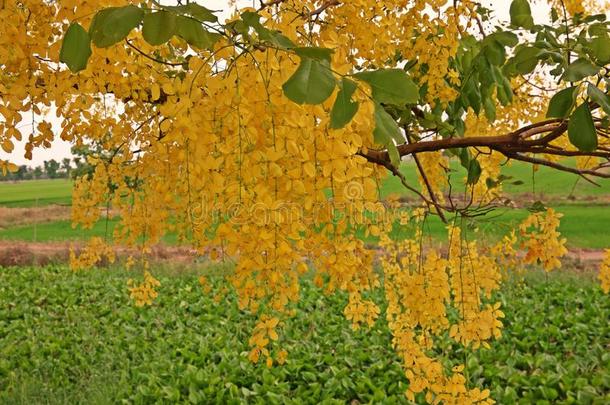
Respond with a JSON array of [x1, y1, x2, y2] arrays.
[[0, 265, 608, 404], [0, 180, 73, 207]]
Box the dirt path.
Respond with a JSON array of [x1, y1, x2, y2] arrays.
[[0, 240, 604, 268], [0, 241, 201, 267], [0, 205, 71, 229]]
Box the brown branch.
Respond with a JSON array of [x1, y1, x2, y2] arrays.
[[356, 151, 454, 216], [475, 16, 487, 38], [308, 0, 340, 18], [360, 114, 610, 209], [258, 0, 286, 11], [405, 130, 448, 223], [499, 151, 606, 185]]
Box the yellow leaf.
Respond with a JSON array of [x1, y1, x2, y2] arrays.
[[151, 83, 161, 101], [303, 162, 316, 178]]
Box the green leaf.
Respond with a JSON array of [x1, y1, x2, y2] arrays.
[[568, 103, 598, 152], [458, 148, 470, 169], [241, 10, 264, 29], [167, 3, 217, 22], [89, 6, 144, 48], [512, 46, 542, 75], [374, 104, 403, 144], [240, 11, 295, 49], [550, 8, 559, 23], [587, 84, 610, 116], [483, 40, 506, 65], [589, 36, 610, 63], [588, 23, 608, 37], [462, 78, 482, 114], [546, 86, 578, 118], [142, 11, 177, 46], [583, 14, 607, 23], [496, 75, 513, 105], [59, 23, 92, 73], [488, 31, 519, 47], [563, 59, 599, 82], [294, 47, 333, 63], [373, 104, 401, 165], [510, 0, 534, 29], [282, 58, 336, 104], [353, 69, 419, 105], [529, 200, 547, 212], [181, 3, 218, 22], [176, 16, 221, 50], [483, 97, 496, 122], [467, 159, 482, 184], [330, 79, 359, 129], [262, 31, 295, 49]]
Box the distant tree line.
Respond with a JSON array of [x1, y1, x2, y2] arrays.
[[0, 146, 94, 182]]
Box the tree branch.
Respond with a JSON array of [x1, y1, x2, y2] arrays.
[[360, 116, 610, 207]]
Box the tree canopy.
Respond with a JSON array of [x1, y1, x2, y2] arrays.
[[1, 0, 610, 403]]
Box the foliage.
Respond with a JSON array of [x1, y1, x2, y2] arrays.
[[1, 0, 610, 402], [0, 265, 608, 404]]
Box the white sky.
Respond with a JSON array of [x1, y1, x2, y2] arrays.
[[0, 0, 551, 167]]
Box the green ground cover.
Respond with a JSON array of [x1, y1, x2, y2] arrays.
[[0, 265, 608, 404], [0, 180, 72, 207]]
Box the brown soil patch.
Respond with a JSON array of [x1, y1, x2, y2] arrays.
[[0, 240, 604, 270], [0, 205, 71, 229], [0, 241, 200, 267]]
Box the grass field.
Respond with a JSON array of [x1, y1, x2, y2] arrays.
[[0, 180, 72, 207], [0, 219, 118, 242], [380, 204, 610, 249], [0, 204, 606, 248], [380, 159, 610, 197], [0, 265, 608, 404]]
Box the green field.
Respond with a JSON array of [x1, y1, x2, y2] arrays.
[[0, 265, 608, 404], [1, 204, 606, 248], [0, 180, 72, 207], [381, 204, 610, 249], [381, 160, 610, 197], [0, 219, 119, 243]]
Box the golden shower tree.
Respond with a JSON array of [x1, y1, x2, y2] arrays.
[[1, 0, 609, 403]]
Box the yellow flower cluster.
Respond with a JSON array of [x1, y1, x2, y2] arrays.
[[248, 315, 280, 365], [378, 215, 503, 403], [69, 237, 116, 271], [490, 231, 520, 277], [519, 208, 568, 271], [344, 294, 380, 330], [415, 151, 448, 203], [198, 275, 212, 294], [553, 0, 606, 15], [0, 159, 18, 176], [128, 271, 161, 307]]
